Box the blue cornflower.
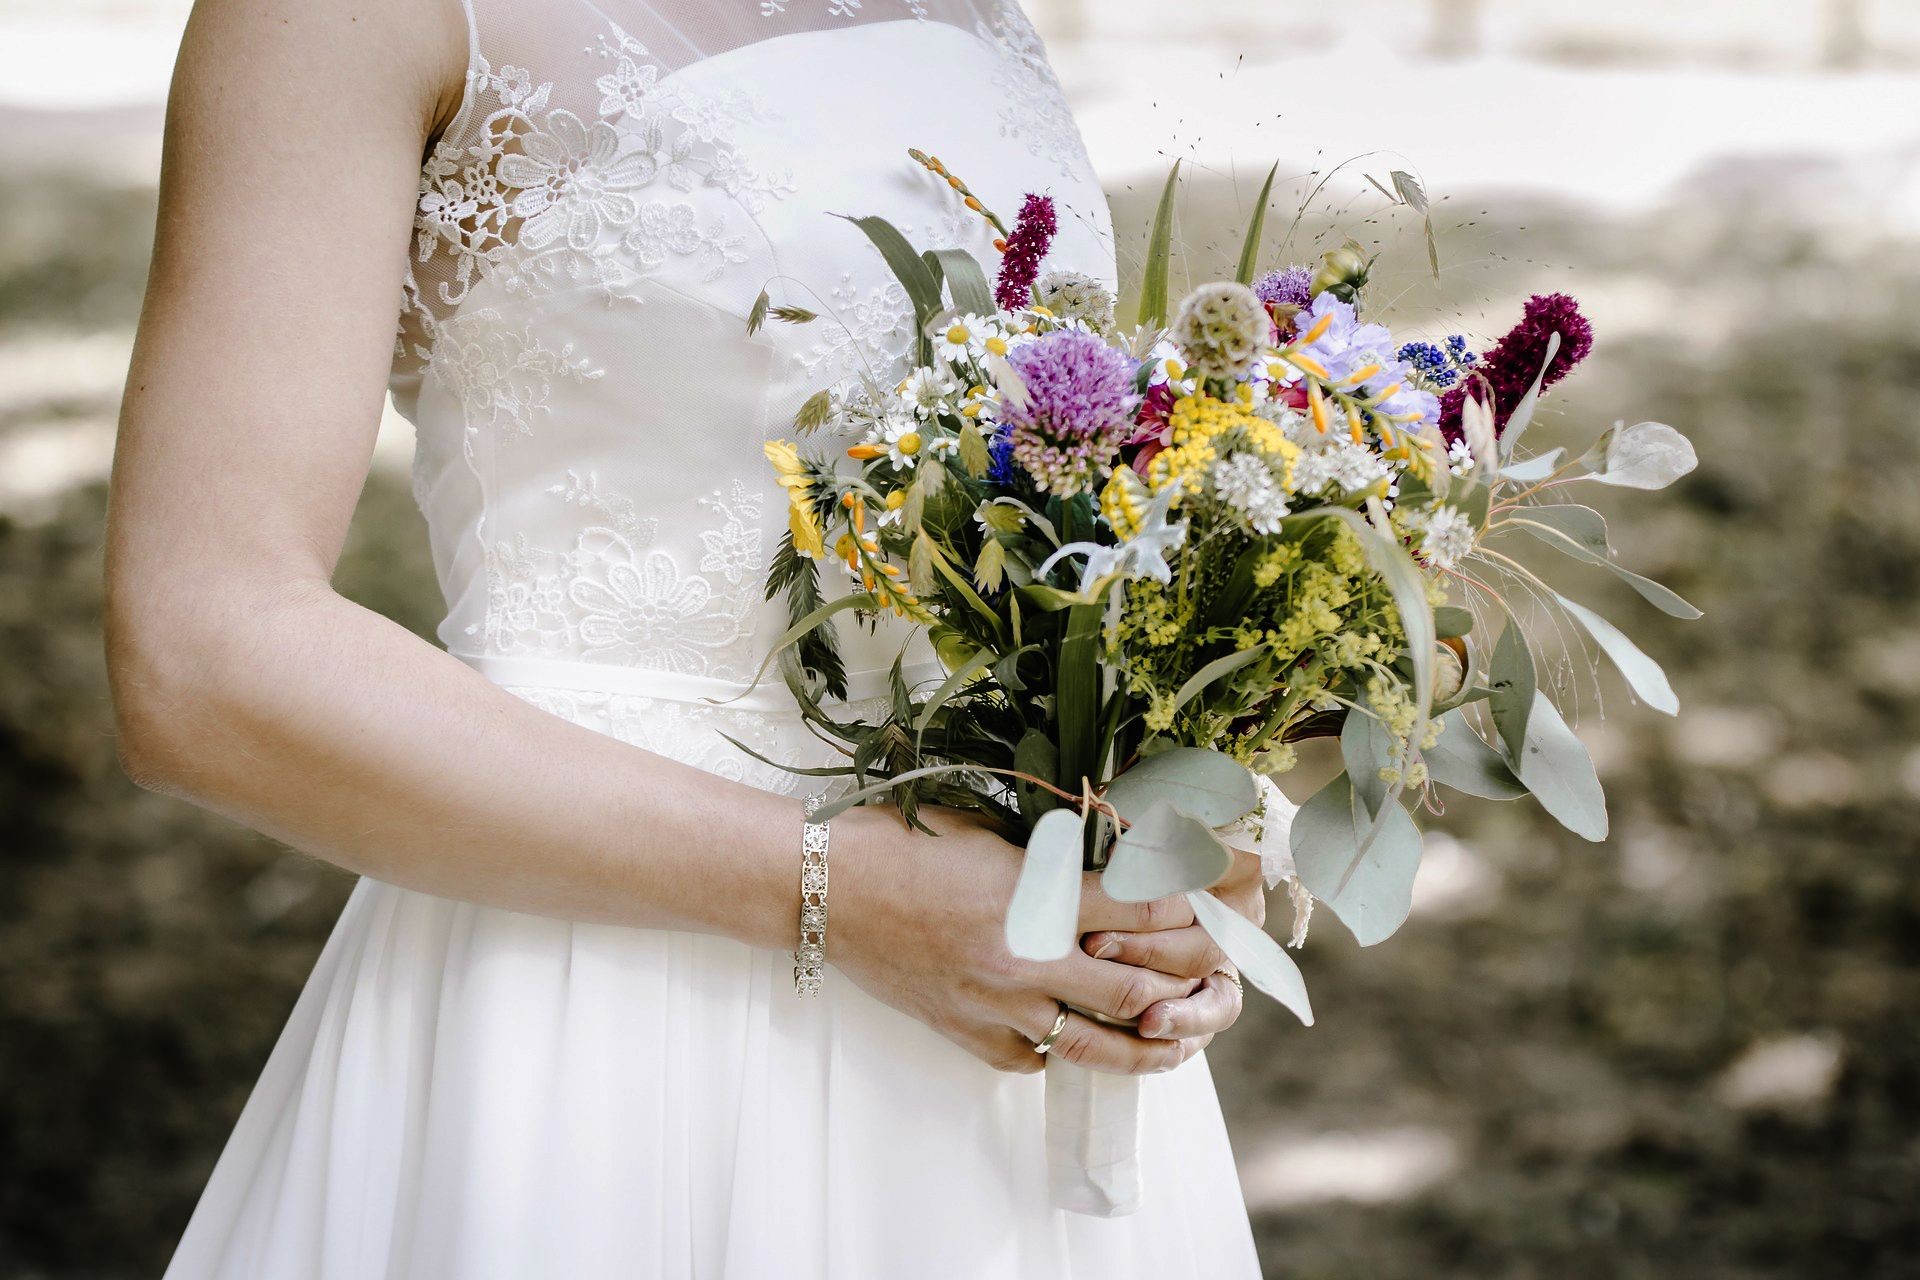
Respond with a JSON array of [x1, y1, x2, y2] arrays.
[[987, 428, 1020, 486]]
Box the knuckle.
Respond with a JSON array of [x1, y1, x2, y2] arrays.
[[1053, 1025, 1100, 1069], [1113, 972, 1157, 1020]]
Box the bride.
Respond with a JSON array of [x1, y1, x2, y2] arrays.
[[107, 0, 1267, 1274]]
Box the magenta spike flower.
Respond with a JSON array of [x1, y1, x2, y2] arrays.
[[1438, 293, 1594, 441], [994, 193, 1058, 313]]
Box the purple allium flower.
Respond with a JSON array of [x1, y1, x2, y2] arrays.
[[994, 193, 1058, 313], [1438, 293, 1594, 442], [1002, 329, 1140, 496], [1253, 265, 1313, 312]]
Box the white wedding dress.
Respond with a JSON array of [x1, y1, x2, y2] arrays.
[[165, 2, 1261, 1276]]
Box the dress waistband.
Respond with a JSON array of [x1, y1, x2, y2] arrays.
[[453, 651, 943, 714]]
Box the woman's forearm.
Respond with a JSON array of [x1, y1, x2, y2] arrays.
[[106, 573, 844, 951]]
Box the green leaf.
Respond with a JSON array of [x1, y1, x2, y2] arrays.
[[932, 247, 996, 316], [1102, 801, 1234, 902], [1509, 691, 1608, 841], [1509, 517, 1703, 619], [1554, 593, 1679, 715], [725, 591, 880, 706], [837, 214, 942, 325], [1172, 646, 1269, 712], [1517, 503, 1608, 557], [1500, 448, 1565, 483], [1187, 890, 1313, 1026], [1340, 703, 1396, 819], [810, 762, 989, 822], [1423, 709, 1526, 800], [1497, 331, 1560, 460], [1234, 161, 1280, 286], [1056, 603, 1104, 795], [1103, 747, 1258, 829], [1137, 160, 1182, 328], [1014, 728, 1061, 823], [1291, 776, 1422, 947], [1487, 621, 1536, 761], [1006, 808, 1087, 961], [1580, 421, 1698, 490], [1434, 606, 1475, 639]]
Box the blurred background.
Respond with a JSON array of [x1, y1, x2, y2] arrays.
[[3, 0, 1917, 1275]]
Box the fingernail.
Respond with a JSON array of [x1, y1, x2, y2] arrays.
[[1090, 935, 1121, 960], [1140, 1013, 1168, 1039]]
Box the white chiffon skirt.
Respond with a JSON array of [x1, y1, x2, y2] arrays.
[[163, 670, 1263, 1279]]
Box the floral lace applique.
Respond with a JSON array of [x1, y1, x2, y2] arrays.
[[797, 273, 914, 381], [470, 479, 765, 681], [428, 307, 602, 440], [977, 1, 1093, 185], [758, 0, 931, 18]]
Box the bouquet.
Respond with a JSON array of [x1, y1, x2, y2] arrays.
[[744, 154, 1699, 1215]]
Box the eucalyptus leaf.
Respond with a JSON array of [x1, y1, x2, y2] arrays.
[[1510, 518, 1703, 620], [1497, 331, 1561, 460], [1517, 504, 1608, 557], [1434, 606, 1475, 639], [1341, 704, 1396, 819], [1006, 808, 1087, 961], [1500, 448, 1565, 483], [1554, 593, 1679, 715], [1014, 729, 1060, 822], [1187, 889, 1314, 1026], [1581, 421, 1698, 490], [1488, 621, 1536, 761], [1102, 747, 1258, 829], [1424, 709, 1527, 800], [1509, 691, 1608, 841], [1103, 802, 1234, 902], [1291, 776, 1422, 947]]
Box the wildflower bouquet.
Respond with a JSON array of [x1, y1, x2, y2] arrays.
[[747, 156, 1699, 1214]]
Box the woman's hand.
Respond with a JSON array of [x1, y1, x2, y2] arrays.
[[832, 806, 1232, 1077], [1080, 846, 1264, 1049]]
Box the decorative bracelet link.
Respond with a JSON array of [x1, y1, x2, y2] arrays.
[[793, 794, 830, 997]]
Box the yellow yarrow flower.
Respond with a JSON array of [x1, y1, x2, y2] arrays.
[[1147, 393, 1301, 497]]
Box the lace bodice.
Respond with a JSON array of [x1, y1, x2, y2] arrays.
[[393, 0, 1115, 700]]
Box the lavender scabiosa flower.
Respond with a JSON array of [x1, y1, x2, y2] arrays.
[[994, 193, 1057, 313], [1438, 293, 1594, 442], [1172, 281, 1267, 382], [1253, 265, 1313, 313], [1002, 329, 1140, 496]]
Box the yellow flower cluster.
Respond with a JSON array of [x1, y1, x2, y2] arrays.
[[765, 439, 824, 558], [1146, 393, 1301, 497]]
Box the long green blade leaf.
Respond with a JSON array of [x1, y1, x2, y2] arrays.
[[1234, 161, 1280, 285], [1137, 160, 1182, 328], [932, 247, 996, 316], [838, 214, 942, 325]]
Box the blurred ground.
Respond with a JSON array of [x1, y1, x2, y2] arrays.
[[3, 2, 1918, 1277]]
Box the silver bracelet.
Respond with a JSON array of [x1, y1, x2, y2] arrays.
[[792, 794, 830, 997]]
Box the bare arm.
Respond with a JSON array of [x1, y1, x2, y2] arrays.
[[106, 0, 1244, 1074]]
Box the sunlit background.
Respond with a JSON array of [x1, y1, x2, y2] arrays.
[[3, 1, 1917, 1275]]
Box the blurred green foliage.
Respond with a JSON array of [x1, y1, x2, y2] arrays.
[[2, 166, 1915, 1277]]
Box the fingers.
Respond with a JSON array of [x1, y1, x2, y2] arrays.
[[1039, 952, 1200, 1022], [1081, 923, 1228, 980], [1077, 872, 1196, 934], [1136, 971, 1243, 1041], [1018, 1000, 1187, 1077]]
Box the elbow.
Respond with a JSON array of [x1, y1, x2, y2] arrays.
[[103, 578, 226, 800]]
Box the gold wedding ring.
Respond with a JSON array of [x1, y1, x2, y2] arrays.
[[1033, 1004, 1070, 1054], [1215, 967, 1244, 999]]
